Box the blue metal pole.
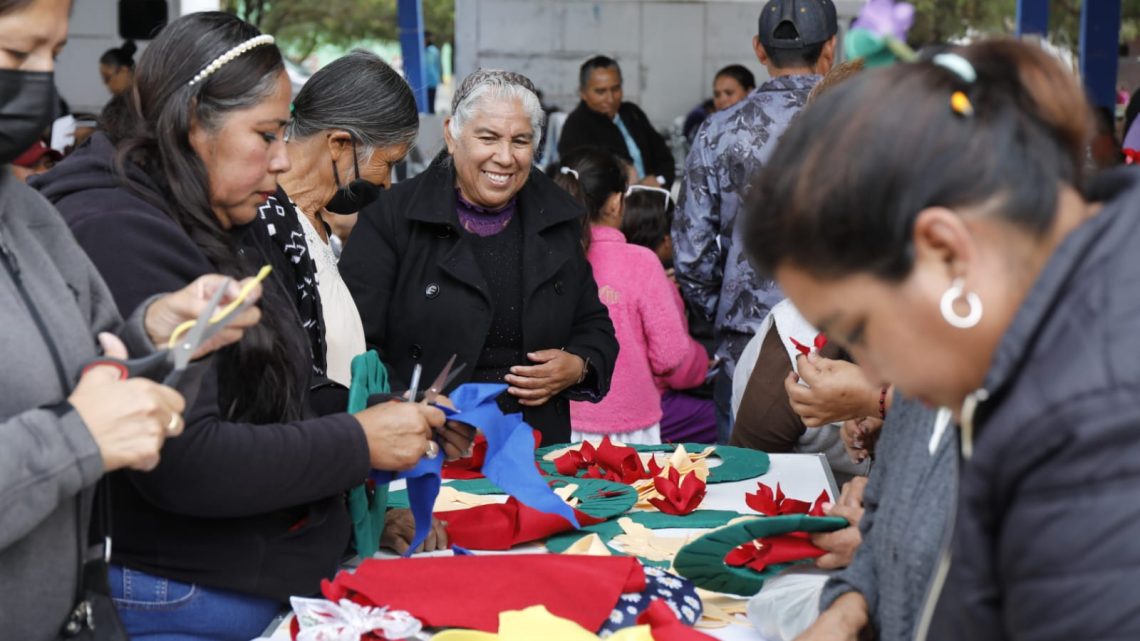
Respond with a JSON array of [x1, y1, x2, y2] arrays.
[[397, 0, 428, 113], [1081, 0, 1122, 109], [1015, 0, 1049, 37]]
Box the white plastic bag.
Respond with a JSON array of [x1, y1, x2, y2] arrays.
[[746, 571, 830, 641]]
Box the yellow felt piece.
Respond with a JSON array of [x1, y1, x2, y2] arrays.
[[610, 517, 695, 562], [563, 533, 613, 557], [693, 589, 749, 629], [553, 483, 580, 508], [432, 486, 502, 512], [432, 606, 653, 641]]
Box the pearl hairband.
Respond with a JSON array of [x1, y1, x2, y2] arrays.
[[188, 34, 276, 87]]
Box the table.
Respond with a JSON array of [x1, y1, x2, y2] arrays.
[[257, 453, 837, 641]]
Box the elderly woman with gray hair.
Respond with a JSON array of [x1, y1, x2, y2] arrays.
[[255, 50, 418, 390], [341, 69, 619, 444]]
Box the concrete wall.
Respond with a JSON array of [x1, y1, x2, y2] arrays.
[[455, 0, 862, 128], [57, 0, 217, 115]]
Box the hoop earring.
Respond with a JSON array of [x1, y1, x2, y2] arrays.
[[940, 278, 983, 329]]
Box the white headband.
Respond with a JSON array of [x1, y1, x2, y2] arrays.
[[932, 53, 977, 84], [560, 166, 579, 180], [188, 34, 276, 87], [626, 184, 672, 207]]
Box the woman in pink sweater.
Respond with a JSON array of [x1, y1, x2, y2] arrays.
[[555, 148, 709, 443]]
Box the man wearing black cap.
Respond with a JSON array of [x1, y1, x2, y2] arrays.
[[673, 0, 837, 444]]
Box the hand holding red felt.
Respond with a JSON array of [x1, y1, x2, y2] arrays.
[[746, 483, 829, 516], [440, 496, 603, 550], [790, 332, 828, 356], [647, 468, 706, 515], [724, 534, 827, 572], [322, 554, 647, 633], [443, 430, 543, 480]]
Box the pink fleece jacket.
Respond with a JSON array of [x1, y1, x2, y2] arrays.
[[571, 225, 709, 434]]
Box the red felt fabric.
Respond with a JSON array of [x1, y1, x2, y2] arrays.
[[321, 555, 647, 633], [646, 468, 706, 515], [552, 437, 650, 484], [439, 497, 604, 550], [636, 599, 720, 640], [723, 534, 826, 572], [745, 483, 829, 517]]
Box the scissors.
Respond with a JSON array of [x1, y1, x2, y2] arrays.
[[80, 266, 272, 388], [407, 354, 468, 458]]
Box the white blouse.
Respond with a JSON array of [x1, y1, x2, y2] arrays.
[[296, 210, 366, 388]]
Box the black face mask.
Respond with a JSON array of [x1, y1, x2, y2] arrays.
[[326, 140, 382, 214], [0, 70, 57, 166]]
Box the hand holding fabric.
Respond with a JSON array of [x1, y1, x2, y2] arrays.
[[786, 353, 880, 427], [144, 273, 262, 358], [71, 333, 186, 472], [355, 402, 443, 471], [841, 417, 882, 463], [506, 349, 585, 407], [792, 592, 868, 641], [380, 508, 449, 555]]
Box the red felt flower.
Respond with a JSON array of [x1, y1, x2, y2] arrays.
[[553, 440, 597, 476], [596, 436, 650, 484], [746, 483, 831, 517], [724, 534, 826, 573], [790, 333, 828, 357], [647, 467, 706, 515]]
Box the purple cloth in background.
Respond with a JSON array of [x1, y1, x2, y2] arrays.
[[660, 390, 717, 444], [456, 190, 517, 237]]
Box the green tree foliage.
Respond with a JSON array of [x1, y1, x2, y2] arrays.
[[907, 0, 1140, 48], [222, 0, 455, 61]]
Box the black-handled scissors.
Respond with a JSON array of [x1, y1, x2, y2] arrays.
[[80, 266, 272, 387]]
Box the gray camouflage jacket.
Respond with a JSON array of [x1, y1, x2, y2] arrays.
[[673, 74, 819, 372]]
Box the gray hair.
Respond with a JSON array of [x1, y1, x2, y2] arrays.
[[288, 50, 419, 163], [448, 69, 545, 150]]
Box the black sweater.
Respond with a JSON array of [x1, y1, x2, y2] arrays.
[[34, 133, 370, 601]]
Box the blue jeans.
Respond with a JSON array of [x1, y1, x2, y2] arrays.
[[109, 564, 283, 641], [713, 368, 735, 444]]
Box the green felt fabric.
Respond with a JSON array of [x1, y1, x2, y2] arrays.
[[672, 515, 849, 596], [346, 351, 391, 559], [545, 509, 744, 568], [388, 475, 637, 520], [534, 443, 770, 483]]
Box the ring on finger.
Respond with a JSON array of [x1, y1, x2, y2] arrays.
[[166, 413, 181, 435], [425, 440, 440, 459]]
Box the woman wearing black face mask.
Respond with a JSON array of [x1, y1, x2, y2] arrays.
[[254, 49, 419, 389], [0, 1, 261, 638]]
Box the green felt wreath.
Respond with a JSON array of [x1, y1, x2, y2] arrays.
[[672, 514, 849, 596], [386, 476, 637, 520], [544, 509, 744, 568], [535, 442, 770, 483]]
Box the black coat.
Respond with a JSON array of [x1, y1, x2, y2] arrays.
[[558, 101, 675, 187], [339, 159, 618, 445], [35, 133, 370, 602], [925, 169, 1140, 641]]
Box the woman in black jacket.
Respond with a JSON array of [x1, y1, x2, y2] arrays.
[[744, 40, 1140, 641], [36, 13, 454, 640], [341, 69, 619, 446]]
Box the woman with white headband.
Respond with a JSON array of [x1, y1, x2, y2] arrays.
[[747, 39, 1140, 641], [552, 147, 709, 444], [36, 12, 462, 638]]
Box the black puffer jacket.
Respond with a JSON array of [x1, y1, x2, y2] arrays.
[[925, 168, 1140, 641]]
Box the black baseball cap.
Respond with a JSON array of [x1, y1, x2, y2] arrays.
[[758, 0, 838, 49]]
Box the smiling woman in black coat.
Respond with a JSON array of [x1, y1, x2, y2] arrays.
[[340, 69, 618, 445]]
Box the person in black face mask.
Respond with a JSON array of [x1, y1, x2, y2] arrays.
[[253, 50, 419, 390], [0, 2, 264, 639]]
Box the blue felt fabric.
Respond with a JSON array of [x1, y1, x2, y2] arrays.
[[370, 383, 580, 556]]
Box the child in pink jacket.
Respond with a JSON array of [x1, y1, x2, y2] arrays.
[[554, 149, 709, 444]]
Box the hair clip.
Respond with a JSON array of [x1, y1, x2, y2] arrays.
[[950, 90, 974, 117], [188, 34, 276, 87], [560, 166, 579, 180], [932, 52, 977, 84], [626, 184, 672, 207]]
